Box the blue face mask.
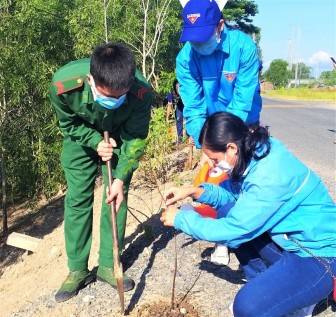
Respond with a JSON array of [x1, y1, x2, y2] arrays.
[[96, 94, 126, 110], [90, 75, 126, 110], [190, 30, 221, 55]]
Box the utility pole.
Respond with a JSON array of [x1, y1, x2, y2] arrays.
[[292, 24, 302, 87], [286, 38, 292, 71], [297, 26, 301, 86], [315, 61, 319, 80]]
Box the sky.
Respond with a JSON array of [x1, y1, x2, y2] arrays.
[[251, 0, 336, 78]]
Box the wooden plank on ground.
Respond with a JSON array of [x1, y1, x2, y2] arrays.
[[6, 232, 41, 252]]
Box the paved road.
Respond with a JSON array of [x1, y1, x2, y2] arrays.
[[261, 96, 336, 200]]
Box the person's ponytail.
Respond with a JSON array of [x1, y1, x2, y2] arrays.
[[245, 126, 271, 160]]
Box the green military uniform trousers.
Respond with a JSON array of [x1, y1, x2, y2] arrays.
[[61, 136, 131, 271]]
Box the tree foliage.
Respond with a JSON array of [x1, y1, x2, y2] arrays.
[[106, 0, 182, 90], [264, 59, 292, 88], [319, 69, 336, 85], [224, 0, 262, 59], [225, 0, 260, 35], [0, 0, 261, 232], [0, 0, 71, 202], [290, 63, 313, 80]]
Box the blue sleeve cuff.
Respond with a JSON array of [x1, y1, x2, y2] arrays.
[[174, 209, 201, 231], [196, 183, 217, 204]]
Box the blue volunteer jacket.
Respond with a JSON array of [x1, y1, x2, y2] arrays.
[[174, 138, 336, 258], [176, 26, 262, 148]]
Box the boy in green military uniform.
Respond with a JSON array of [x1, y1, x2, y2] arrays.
[[50, 42, 152, 302]]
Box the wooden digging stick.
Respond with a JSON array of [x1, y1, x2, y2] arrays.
[[188, 143, 193, 170], [184, 142, 194, 171], [104, 131, 124, 314]]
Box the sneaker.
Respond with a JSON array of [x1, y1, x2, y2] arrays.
[[302, 304, 316, 317], [210, 244, 230, 266], [287, 303, 316, 317], [55, 270, 94, 302], [97, 266, 135, 292], [228, 302, 234, 316]]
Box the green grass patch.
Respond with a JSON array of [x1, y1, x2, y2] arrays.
[[263, 88, 336, 102]]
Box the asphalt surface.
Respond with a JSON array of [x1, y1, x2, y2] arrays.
[[261, 96, 336, 201]]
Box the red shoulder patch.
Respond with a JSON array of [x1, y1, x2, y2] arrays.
[[129, 83, 148, 100], [137, 87, 148, 100], [53, 76, 84, 95]]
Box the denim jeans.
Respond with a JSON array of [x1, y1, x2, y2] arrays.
[[175, 107, 183, 143], [233, 252, 336, 316], [217, 204, 283, 281], [233, 232, 283, 281]]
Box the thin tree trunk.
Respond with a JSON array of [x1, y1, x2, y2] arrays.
[[1, 146, 8, 237], [141, 0, 148, 78], [104, 0, 108, 43]]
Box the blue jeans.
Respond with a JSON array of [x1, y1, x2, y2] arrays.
[[233, 252, 336, 316], [175, 107, 183, 143], [233, 232, 283, 281], [217, 204, 283, 281]]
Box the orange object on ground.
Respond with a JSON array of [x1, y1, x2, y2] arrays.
[[194, 204, 217, 219], [193, 163, 229, 219]]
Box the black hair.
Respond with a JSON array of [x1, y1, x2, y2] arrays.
[[223, 20, 239, 31], [90, 42, 136, 90], [199, 112, 270, 182], [172, 78, 179, 95]]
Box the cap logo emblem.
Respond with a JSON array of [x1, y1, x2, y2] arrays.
[[187, 13, 200, 24]]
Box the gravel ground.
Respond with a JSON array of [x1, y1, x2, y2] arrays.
[[4, 219, 335, 317], [1, 147, 335, 317]]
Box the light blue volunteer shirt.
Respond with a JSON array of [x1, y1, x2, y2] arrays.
[[176, 26, 262, 148]]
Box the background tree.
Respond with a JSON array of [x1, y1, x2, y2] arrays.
[[319, 69, 336, 85], [67, 0, 105, 57], [107, 0, 182, 91], [225, 0, 260, 35], [0, 0, 72, 204], [290, 62, 313, 80], [264, 59, 292, 88], [0, 0, 261, 232], [225, 0, 262, 58]]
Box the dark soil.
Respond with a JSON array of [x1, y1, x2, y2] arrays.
[[137, 300, 201, 317]]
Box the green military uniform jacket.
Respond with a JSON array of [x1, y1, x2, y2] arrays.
[[50, 58, 152, 182]]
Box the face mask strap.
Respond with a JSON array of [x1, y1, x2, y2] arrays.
[[216, 24, 222, 43], [89, 75, 100, 100]]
